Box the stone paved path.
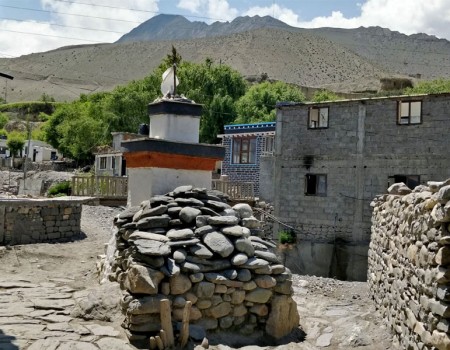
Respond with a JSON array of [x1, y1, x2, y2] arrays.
[[0, 278, 135, 350]]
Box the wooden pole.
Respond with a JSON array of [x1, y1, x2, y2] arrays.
[[179, 301, 192, 348], [155, 336, 164, 350], [149, 336, 157, 350], [160, 299, 174, 348], [160, 330, 167, 348]]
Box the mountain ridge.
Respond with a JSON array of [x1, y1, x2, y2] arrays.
[[1, 15, 450, 103]]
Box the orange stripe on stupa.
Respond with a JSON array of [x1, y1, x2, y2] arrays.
[[124, 151, 220, 171]]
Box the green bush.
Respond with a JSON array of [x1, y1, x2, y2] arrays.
[[279, 230, 296, 244], [47, 181, 72, 197]]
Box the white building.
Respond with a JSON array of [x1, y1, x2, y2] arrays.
[[23, 140, 62, 162]]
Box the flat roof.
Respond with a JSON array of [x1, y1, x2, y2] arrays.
[[276, 92, 450, 108]]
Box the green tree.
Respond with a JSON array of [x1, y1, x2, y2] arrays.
[[163, 45, 182, 67], [41, 55, 248, 160], [405, 79, 450, 94], [6, 131, 25, 157], [0, 113, 9, 129], [311, 89, 340, 102], [44, 100, 108, 163], [31, 124, 46, 141], [177, 60, 247, 142], [235, 81, 305, 124]]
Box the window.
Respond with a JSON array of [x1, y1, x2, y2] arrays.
[[308, 107, 329, 129], [232, 137, 256, 164], [262, 136, 275, 155], [389, 175, 420, 189], [305, 174, 327, 196], [398, 101, 422, 125], [99, 157, 107, 170], [111, 156, 116, 170]]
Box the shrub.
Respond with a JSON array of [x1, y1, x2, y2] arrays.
[[47, 181, 72, 197], [6, 131, 25, 157], [279, 230, 297, 244]]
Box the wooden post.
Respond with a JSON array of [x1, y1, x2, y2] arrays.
[[160, 330, 167, 348], [149, 336, 157, 350], [155, 336, 164, 350], [160, 299, 174, 348], [179, 301, 192, 348]]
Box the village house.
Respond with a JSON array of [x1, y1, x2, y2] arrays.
[[272, 93, 450, 280], [94, 132, 144, 176], [0, 138, 61, 162], [23, 140, 62, 162], [219, 122, 276, 197]]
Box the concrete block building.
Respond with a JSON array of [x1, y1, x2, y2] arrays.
[[272, 93, 450, 280], [220, 122, 275, 196]]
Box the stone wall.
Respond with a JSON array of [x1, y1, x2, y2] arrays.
[[0, 197, 88, 245], [368, 180, 450, 349], [103, 186, 299, 348]]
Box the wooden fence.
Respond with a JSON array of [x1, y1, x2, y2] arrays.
[[71, 176, 128, 198], [211, 180, 255, 201]]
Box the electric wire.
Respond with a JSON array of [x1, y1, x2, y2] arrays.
[[0, 4, 143, 23], [0, 16, 125, 34]]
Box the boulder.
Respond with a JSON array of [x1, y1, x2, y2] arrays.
[[203, 231, 234, 258], [169, 274, 192, 295], [133, 239, 171, 256], [179, 207, 202, 224], [167, 228, 195, 241], [233, 203, 253, 219], [124, 265, 164, 295]]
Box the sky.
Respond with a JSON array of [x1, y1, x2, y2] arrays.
[[1, 0, 450, 58]]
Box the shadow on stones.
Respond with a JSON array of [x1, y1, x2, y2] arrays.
[[0, 329, 19, 350], [205, 327, 306, 348]]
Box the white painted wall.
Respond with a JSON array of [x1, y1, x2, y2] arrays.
[[23, 141, 62, 162], [149, 114, 200, 143], [127, 167, 212, 206]]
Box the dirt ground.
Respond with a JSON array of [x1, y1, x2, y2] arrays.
[[0, 204, 394, 350]]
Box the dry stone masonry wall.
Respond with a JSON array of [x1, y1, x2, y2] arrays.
[[0, 197, 85, 245], [368, 179, 450, 350], [103, 185, 299, 347]]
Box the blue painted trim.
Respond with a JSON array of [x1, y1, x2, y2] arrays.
[[224, 121, 276, 128]]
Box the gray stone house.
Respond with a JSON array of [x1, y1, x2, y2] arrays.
[[271, 93, 450, 280]]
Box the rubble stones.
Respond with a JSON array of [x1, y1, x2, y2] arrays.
[[369, 180, 450, 350], [106, 187, 299, 344], [203, 231, 234, 258]]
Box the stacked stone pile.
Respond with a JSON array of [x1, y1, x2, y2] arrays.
[[103, 185, 299, 347], [368, 179, 450, 350]]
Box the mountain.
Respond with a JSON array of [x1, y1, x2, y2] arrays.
[[117, 14, 291, 43], [118, 14, 450, 81], [305, 26, 450, 80], [1, 15, 450, 103]]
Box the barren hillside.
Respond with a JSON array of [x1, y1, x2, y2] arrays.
[[308, 26, 450, 80], [0, 28, 389, 102]]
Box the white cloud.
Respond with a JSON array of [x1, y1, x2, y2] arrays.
[[177, 0, 237, 21], [207, 0, 238, 20], [1, 0, 159, 57], [244, 0, 450, 40], [243, 4, 300, 27], [177, 0, 203, 13]]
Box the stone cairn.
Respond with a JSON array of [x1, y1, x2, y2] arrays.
[[102, 185, 299, 348], [368, 179, 450, 350]]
